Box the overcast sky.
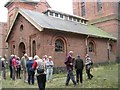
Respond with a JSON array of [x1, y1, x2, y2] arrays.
[[0, 0, 73, 22]]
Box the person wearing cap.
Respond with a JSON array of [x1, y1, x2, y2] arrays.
[[32, 55, 46, 90], [9, 54, 14, 79], [42, 55, 48, 64], [64, 51, 76, 86], [26, 57, 35, 85], [75, 55, 84, 84], [21, 53, 29, 82], [46, 56, 54, 82], [85, 54, 93, 80]]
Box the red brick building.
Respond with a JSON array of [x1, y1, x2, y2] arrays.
[[5, 8, 116, 67], [4, 0, 118, 67], [73, 0, 119, 38], [0, 22, 7, 57], [73, 0, 119, 62]]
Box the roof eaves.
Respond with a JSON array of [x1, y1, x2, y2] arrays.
[[4, 0, 14, 7]]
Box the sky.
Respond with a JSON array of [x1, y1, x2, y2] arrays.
[[0, 0, 73, 22]]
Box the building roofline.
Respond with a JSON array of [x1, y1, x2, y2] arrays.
[[4, 0, 38, 7], [6, 8, 117, 42]]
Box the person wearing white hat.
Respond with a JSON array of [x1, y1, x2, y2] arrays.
[[21, 53, 29, 83], [32, 55, 46, 90], [46, 56, 54, 82], [64, 51, 76, 86], [85, 54, 93, 80], [26, 57, 35, 85], [9, 54, 14, 79]]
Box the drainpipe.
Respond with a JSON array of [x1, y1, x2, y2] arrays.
[[107, 39, 111, 63], [85, 35, 89, 54]]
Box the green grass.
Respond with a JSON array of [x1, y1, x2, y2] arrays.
[[1, 63, 119, 88]]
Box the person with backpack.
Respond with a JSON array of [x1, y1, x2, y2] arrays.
[[32, 55, 46, 90], [85, 54, 93, 80], [75, 55, 84, 84], [26, 57, 35, 85]]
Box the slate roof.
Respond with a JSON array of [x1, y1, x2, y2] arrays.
[[6, 8, 117, 42], [4, 0, 38, 7]]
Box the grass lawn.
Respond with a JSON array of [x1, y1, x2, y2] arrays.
[[1, 63, 119, 88]]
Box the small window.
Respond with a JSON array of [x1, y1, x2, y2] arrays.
[[81, 0, 85, 16], [50, 12, 53, 16], [20, 24, 23, 31], [60, 14, 63, 18], [88, 42, 94, 52], [55, 13, 58, 17], [55, 39, 64, 52], [69, 16, 72, 20], [77, 19, 80, 22], [73, 18, 76, 21]]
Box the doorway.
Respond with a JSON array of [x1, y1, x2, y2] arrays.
[[18, 42, 25, 58]]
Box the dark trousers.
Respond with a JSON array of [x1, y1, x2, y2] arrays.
[[28, 73, 34, 85], [86, 69, 93, 79], [66, 69, 76, 85], [16, 67, 21, 79], [76, 69, 83, 83], [36, 74, 46, 90], [9, 66, 13, 78]]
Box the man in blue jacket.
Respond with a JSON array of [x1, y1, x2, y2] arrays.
[[26, 57, 35, 85]]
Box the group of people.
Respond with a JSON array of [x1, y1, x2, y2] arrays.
[[64, 51, 93, 87], [0, 51, 93, 89], [0, 54, 54, 90]]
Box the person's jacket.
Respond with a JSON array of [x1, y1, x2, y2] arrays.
[[75, 58, 84, 70], [64, 55, 74, 70], [26, 59, 34, 74]]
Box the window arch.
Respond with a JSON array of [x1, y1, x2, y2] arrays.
[[88, 41, 95, 52], [55, 39, 64, 52], [97, 0, 102, 12], [32, 40, 36, 57], [20, 24, 23, 31], [109, 44, 112, 52], [81, 0, 85, 16]]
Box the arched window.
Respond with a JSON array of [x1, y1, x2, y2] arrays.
[[81, 0, 85, 16], [32, 40, 36, 57], [109, 44, 112, 52], [55, 39, 64, 52], [97, 0, 102, 12], [88, 42, 94, 52], [20, 24, 23, 31]]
